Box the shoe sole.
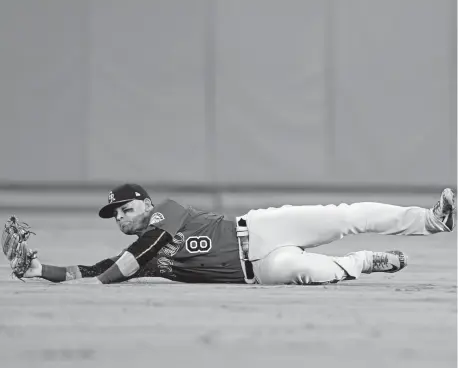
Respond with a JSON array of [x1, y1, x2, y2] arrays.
[[442, 188, 456, 231], [442, 188, 455, 212]]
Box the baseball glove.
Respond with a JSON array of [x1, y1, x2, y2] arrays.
[[1, 216, 37, 279]]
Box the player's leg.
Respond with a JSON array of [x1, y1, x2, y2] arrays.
[[252, 246, 407, 285], [245, 188, 456, 260]]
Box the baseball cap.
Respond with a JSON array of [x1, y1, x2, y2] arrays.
[[98, 183, 151, 219]]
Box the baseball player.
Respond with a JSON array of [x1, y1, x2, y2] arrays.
[[8, 183, 456, 285]]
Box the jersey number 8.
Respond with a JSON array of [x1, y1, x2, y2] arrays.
[[186, 236, 212, 254]]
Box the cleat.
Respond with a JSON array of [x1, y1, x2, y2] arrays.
[[371, 250, 407, 273], [431, 188, 456, 231]]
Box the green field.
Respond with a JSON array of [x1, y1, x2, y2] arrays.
[[0, 202, 456, 368]]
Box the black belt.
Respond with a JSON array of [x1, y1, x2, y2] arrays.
[[244, 260, 254, 280], [236, 217, 255, 281]]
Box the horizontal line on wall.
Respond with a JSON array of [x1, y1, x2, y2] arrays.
[[0, 205, 101, 213], [0, 182, 454, 195]]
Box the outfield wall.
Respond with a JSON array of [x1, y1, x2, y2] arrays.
[[0, 0, 455, 191]]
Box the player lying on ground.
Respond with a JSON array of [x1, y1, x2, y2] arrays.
[[2, 184, 456, 285]]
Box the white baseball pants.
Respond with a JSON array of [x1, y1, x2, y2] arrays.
[[244, 202, 447, 285]]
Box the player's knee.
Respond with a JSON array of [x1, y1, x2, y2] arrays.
[[255, 246, 304, 285]]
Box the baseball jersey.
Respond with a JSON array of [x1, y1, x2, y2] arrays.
[[143, 199, 245, 283]]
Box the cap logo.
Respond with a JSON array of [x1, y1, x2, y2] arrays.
[[108, 191, 115, 203], [135, 192, 141, 197]]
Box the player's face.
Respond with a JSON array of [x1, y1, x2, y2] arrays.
[[113, 200, 152, 235]]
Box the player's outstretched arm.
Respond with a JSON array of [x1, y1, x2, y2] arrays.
[[1, 215, 150, 283], [23, 255, 124, 282], [22, 228, 171, 284], [93, 227, 172, 285]]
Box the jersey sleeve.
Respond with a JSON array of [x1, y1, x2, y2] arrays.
[[96, 228, 172, 284], [147, 199, 188, 237]]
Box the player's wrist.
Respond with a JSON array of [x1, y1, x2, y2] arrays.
[[41, 264, 67, 282]]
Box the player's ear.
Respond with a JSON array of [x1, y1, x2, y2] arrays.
[[144, 198, 153, 212]]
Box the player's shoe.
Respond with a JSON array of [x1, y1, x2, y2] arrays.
[[431, 188, 456, 231], [371, 250, 407, 273]]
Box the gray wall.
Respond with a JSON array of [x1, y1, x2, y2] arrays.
[[0, 0, 455, 189], [0, 1, 88, 182]]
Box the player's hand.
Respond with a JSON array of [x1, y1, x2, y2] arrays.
[[62, 277, 102, 285], [22, 257, 43, 278]]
